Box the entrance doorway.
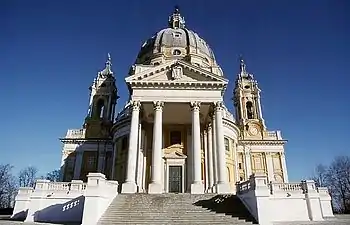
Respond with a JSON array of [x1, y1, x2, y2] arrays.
[[168, 166, 182, 193]]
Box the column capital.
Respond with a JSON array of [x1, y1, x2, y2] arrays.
[[130, 100, 141, 111], [153, 101, 164, 111], [207, 123, 212, 130], [190, 101, 201, 111], [213, 101, 224, 111], [265, 152, 272, 157]]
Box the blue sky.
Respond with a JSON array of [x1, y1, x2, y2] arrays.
[[1, 0, 349, 180]]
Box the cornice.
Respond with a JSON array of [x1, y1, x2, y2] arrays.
[[128, 81, 226, 90], [111, 117, 131, 133], [239, 139, 287, 146], [60, 138, 113, 144], [222, 118, 240, 135], [126, 60, 228, 83]]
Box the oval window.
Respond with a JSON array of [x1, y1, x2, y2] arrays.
[[173, 49, 181, 55]]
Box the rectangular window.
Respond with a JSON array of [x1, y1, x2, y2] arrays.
[[170, 131, 182, 145], [238, 162, 242, 170], [224, 138, 230, 152]]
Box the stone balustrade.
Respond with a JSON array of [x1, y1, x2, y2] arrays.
[[35, 179, 87, 193], [236, 180, 252, 193], [269, 182, 303, 193], [235, 174, 334, 225], [12, 173, 118, 225], [66, 129, 86, 138], [263, 130, 282, 140]]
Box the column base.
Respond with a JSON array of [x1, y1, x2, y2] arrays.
[[190, 182, 204, 194], [215, 182, 231, 194], [148, 182, 163, 194], [121, 181, 137, 193], [211, 185, 217, 193]]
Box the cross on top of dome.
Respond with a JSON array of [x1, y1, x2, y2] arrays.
[[168, 6, 185, 29]]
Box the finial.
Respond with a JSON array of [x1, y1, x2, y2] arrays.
[[174, 5, 180, 14], [107, 53, 111, 64], [168, 5, 185, 29], [99, 53, 113, 77], [239, 55, 246, 74]]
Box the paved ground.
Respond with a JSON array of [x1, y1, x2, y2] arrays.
[[0, 214, 349, 225], [275, 215, 350, 225]]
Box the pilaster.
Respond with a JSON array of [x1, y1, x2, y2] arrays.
[[207, 124, 214, 192], [97, 151, 106, 173], [73, 151, 83, 180], [244, 147, 252, 179], [212, 114, 218, 191], [265, 152, 274, 182], [280, 152, 289, 182], [203, 129, 209, 191]]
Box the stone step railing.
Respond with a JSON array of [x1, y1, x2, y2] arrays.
[[35, 180, 87, 193], [269, 182, 304, 194], [235, 173, 334, 225]]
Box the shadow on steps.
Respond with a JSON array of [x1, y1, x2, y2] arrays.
[[193, 195, 258, 224]]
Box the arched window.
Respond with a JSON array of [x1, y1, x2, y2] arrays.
[[246, 101, 253, 119], [95, 99, 105, 119], [224, 137, 230, 152]]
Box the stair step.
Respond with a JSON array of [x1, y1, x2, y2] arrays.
[[98, 194, 257, 225]]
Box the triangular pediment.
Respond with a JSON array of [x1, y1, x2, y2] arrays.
[[125, 60, 228, 85]]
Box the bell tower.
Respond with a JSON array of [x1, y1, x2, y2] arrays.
[[84, 53, 119, 138], [233, 57, 266, 137]]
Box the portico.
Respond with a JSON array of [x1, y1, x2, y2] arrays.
[[120, 98, 231, 194], [118, 58, 231, 194]]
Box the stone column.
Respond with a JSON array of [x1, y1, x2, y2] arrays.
[[73, 151, 83, 180], [111, 142, 117, 180], [280, 152, 289, 182], [121, 100, 141, 193], [207, 124, 214, 192], [244, 148, 252, 179], [148, 101, 164, 194], [60, 151, 69, 181], [186, 127, 192, 191], [142, 130, 147, 192], [203, 129, 209, 192], [212, 114, 218, 191], [136, 123, 143, 191], [214, 101, 231, 193], [265, 152, 274, 182], [190, 101, 204, 194]]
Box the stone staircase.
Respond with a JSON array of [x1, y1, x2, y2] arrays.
[[98, 193, 258, 225]]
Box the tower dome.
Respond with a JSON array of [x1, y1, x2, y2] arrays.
[[135, 6, 223, 76]]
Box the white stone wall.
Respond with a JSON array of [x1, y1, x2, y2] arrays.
[[236, 174, 334, 225]]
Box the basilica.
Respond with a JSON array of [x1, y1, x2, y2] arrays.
[[59, 7, 288, 194]]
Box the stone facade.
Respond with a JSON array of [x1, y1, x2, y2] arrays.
[[60, 7, 288, 195]]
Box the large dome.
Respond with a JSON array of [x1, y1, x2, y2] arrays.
[[135, 7, 223, 76]]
